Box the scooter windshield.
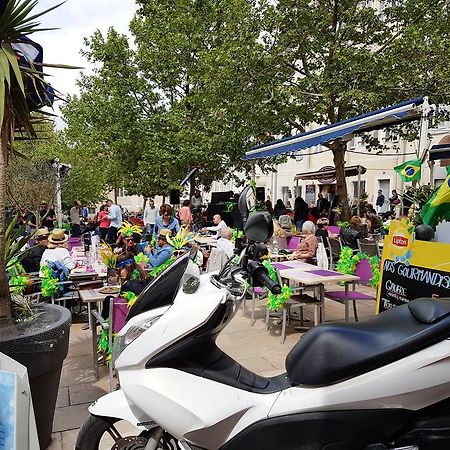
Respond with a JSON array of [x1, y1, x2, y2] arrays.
[[127, 253, 190, 321]]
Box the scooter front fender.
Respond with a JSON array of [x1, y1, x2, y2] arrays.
[[88, 389, 150, 429]]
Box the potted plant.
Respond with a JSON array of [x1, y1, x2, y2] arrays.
[[0, 1, 78, 448]]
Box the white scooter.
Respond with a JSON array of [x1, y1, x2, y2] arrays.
[[76, 191, 450, 450]]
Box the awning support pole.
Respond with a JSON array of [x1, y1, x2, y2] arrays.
[[357, 165, 362, 217]]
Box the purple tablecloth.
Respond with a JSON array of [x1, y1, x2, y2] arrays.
[[306, 269, 338, 277], [271, 263, 292, 270]]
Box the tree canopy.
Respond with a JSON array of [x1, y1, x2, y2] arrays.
[[63, 0, 450, 218]]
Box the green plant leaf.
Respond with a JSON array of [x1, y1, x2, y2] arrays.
[[1, 43, 25, 95]]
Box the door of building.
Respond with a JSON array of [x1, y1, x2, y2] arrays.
[[378, 179, 390, 213]]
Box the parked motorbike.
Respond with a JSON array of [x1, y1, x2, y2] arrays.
[[76, 187, 450, 450]]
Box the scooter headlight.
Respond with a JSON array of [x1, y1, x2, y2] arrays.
[[112, 315, 162, 366]]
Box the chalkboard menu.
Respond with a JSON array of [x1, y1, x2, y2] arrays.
[[377, 220, 450, 313]]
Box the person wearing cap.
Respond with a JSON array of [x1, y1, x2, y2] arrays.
[[40, 228, 75, 275], [146, 229, 174, 269], [22, 228, 50, 273]]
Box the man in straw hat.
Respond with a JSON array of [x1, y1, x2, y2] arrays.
[[146, 229, 174, 269], [22, 227, 49, 273]]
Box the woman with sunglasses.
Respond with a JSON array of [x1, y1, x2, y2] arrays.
[[153, 204, 180, 237]]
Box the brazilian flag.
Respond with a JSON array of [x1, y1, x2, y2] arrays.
[[420, 167, 450, 228], [394, 158, 423, 182]]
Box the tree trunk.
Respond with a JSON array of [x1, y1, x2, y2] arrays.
[[331, 141, 350, 222], [0, 97, 12, 319], [189, 170, 195, 200]]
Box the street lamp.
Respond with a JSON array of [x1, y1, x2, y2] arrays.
[[50, 159, 71, 227]]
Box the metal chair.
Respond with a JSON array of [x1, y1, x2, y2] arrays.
[[327, 236, 342, 269], [243, 286, 267, 326], [264, 270, 322, 343], [357, 239, 381, 258]]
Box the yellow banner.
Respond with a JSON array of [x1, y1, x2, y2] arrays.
[[376, 219, 450, 313]]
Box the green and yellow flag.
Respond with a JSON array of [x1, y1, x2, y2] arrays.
[[394, 158, 423, 182], [420, 167, 450, 228]]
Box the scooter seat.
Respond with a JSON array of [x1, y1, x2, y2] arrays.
[[286, 298, 450, 386]]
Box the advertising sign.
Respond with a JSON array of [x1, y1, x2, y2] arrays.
[[377, 219, 450, 313]]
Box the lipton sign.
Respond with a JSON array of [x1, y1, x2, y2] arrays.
[[393, 235, 408, 247]]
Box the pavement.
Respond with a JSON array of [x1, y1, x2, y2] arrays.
[[48, 285, 377, 449]]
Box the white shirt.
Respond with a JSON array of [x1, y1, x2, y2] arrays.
[[107, 204, 123, 228], [70, 206, 80, 225], [207, 220, 226, 236], [40, 247, 75, 276], [143, 205, 159, 225], [216, 237, 234, 258]]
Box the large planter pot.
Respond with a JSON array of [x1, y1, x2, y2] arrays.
[[0, 303, 71, 449]]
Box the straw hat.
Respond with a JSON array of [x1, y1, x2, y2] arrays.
[[158, 229, 172, 240], [34, 227, 49, 239], [48, 228, 68, 244]]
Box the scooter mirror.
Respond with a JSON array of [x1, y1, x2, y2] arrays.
[[238, 185, 254, 225], [244, 211, 273, 242]]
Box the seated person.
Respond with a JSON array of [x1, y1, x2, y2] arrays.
[[278, 210, 292, 231], [102, 252, 150, 319], [292, 221, 318, 260], [40, 228, 75, 276], [202, 214, 226, 237], [315, 218, 337, 241], [146, 229, 174, 268], [365, 213, 382, 235], [340, 216, 365, 250], [154, 204, 180, 237], [216, 227, 235, 258], [22, 227, 49, 273], [115, 233, 143, 256], [272, 219, 292, 239]]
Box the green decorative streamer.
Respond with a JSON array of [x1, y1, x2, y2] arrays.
[[40, 265, 60, 298], [130, 269, 141, 280], [149, 256, 175, 278], [122, 290, 138, 308], [97, 320, 116, 366], [262, 260, 293, 311], [231, 228, 244, 243], [134, 253, 149, 265], [336, 246, 381, 288]]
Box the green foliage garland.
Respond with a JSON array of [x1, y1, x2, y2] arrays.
[[336, 246, 380, 289], [263, 260, 293, 311], [40, 265, 60, 298], [134, 253, 149, 266], [149, 256, 175, 278]]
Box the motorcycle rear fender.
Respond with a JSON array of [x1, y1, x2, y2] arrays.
[[88, 389, 149, 430]]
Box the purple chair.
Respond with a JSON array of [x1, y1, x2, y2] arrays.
[[287, 236, 300, 250], [67, 237, 81, 252], [324, 258, 376, 322], [328, 226, 340, 235]]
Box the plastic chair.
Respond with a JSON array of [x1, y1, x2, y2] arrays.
[[287, 236, 300, 250], [324, 258, 376, 322], [206, 248, 228, 272]]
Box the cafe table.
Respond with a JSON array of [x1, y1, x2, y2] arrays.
[[270, 260, 360, 322], [78, 287, 108, 377]]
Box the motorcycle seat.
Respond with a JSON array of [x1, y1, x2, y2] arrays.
[[286, 298, 450, 386]]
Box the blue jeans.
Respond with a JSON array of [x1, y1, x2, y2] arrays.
[[145, 224, 154, 235], [295, 219, 304, 231]]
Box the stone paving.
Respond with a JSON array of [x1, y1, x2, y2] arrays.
[[48, 287, 377, 449]]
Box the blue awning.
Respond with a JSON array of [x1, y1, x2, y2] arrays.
[[429, 144, 450, 161], [244, 97, 425, 160]]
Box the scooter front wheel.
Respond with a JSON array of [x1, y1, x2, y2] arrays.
[[75, 413, 176, 450]]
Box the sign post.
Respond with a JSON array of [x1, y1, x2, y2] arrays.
[[377, 219, 450, 313]]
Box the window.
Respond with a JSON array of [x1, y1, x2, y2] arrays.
[[117, 188, 128, 197], [352, 180, 366, 198], [294, 185, 302, 198]]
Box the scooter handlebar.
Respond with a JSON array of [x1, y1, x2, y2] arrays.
[[248, 260, 282, 295]]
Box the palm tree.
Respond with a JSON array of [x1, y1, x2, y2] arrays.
[[0, 0, 66, 318]]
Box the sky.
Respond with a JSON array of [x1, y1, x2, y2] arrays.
[[33, 0, 137, 125]]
